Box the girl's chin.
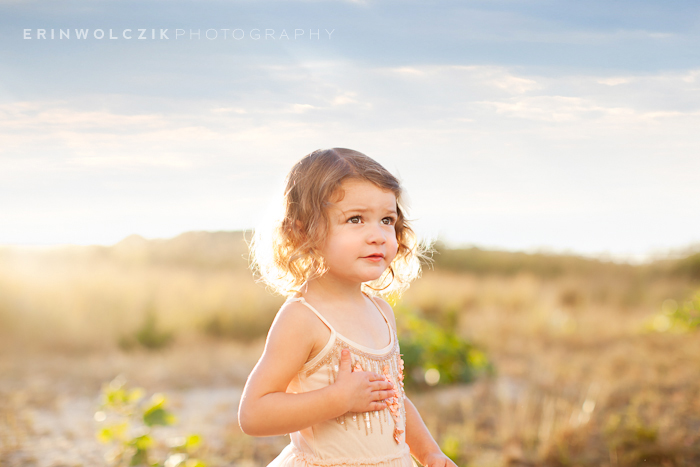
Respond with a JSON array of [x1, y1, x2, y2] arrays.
[[321, 273, 387, 284], [321, 264, 390, 284]]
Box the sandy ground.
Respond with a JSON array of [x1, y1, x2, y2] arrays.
[[0, 340, 292, 467], [3, 387, 249, 467]]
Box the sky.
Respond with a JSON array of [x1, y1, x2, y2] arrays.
[[1, 0, 700, 261]]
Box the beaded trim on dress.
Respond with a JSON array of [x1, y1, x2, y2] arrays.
[[288, 296, 407, 444]]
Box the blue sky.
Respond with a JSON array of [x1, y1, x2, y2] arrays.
[[1, 0, 700, 260]]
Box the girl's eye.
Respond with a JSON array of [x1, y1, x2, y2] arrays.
[[382, 217, 396, 225], [347, 216, 362, 224]]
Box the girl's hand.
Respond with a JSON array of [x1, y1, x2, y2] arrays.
[[421, 452, 457, 467], [333, 349, 396, 413]]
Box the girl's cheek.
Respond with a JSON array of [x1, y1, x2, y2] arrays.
[[389, 238, 399, 257]]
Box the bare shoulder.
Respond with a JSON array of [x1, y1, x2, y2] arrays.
[[265, 298, 330, 359], [372, 296, 398, 333], [240, 299, 330, 405], [272, 299, 317, 329], [268, 299, 324, 344], [243, 299, 330, 395]]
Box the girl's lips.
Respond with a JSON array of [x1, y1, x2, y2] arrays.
[[363, 254, 384, 262]]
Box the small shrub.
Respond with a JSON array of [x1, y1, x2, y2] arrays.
[[395, 306, 492, 388], [95, 376, 206, 467], [119, 305, 174, 350], [644, 293, 700, 333]]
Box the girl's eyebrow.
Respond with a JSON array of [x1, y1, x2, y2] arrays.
[[342, 206, 397, 214]]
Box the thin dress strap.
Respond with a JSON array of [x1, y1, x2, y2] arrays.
[[287, 296, 337, 333], [365, 294, 392, 332]]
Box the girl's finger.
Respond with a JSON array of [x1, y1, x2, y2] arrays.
[[370, 401, 386, 411], [338, 349, 352, 374], [371, 380, 393, 391], [368, 375, 392, 386], [369, 381, 392, 392]]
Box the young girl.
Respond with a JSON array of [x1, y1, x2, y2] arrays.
[[238, 148, 456, 467]]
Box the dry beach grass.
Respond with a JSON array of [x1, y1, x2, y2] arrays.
[[1, 232, 699, 466]]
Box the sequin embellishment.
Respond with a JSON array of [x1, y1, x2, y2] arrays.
[[292, 295, 407, 444], [319, 344, 406, 443]]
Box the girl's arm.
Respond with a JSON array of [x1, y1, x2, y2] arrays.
[[404, 396, 456, 467], [372, 297, 456, 467], [238, 300, 395, 437]]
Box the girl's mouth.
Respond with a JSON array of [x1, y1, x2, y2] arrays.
[[363, 254, 384, 261]]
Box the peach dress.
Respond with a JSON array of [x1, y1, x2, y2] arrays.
[[268, 294, 417, 467]]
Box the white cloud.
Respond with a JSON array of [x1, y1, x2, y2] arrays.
[[382, 64, 540, 95], [597, 77, 631, 86], [3, 62, 700, 253], [482, 95, 610, 122], [331, 93, 358, 105], [289, 103, 318, 113]]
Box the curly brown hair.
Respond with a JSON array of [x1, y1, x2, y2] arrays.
[[249, 148, 428, 297]]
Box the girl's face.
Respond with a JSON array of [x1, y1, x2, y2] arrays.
[[318, 179, 399, 286]]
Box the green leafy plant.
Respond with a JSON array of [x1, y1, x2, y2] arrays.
[[95, 376, 206, 467], [395, 306, 492, 388], [645, 294, 700, 333]]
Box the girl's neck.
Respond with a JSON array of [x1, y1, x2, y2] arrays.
[[302, 276, 366, 307]]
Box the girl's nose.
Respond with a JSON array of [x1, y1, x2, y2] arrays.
[[367, 222, 387, 244]]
